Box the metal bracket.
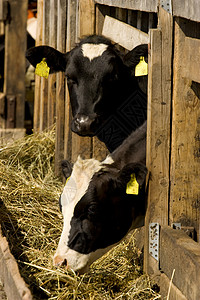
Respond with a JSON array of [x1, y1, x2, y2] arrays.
[[172, 223, 181, 230], [149, 223, 159, 261], [160, 0, 172, 14]]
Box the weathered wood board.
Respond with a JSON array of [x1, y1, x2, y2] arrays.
[[182, 37, 200, 84], [102, 15, 149, 50], [172, 0, 200, 23], [4, 0, 27, 128], [94, 0, 158, 12], [55, 0, 67, 175], [144, 7, 173, 274], [0, 226, 32, 300], [170, 17, 200, 242], [160, 226, 200, 300]]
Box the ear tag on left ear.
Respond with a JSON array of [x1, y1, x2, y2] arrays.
[[135, 56, 148, 77], [126, 173, 139, 195], [65, 176, 71, 184], [35, 58, 50, 79]]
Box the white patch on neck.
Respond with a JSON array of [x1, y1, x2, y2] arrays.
[[81, 43, 108, 61]]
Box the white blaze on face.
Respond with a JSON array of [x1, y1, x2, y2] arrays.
[[54, 154, 115, 272], [54, 156, 103, 271], [81, 43, 108, 61]]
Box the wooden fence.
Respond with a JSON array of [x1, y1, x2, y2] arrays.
[[0, 0, 27, 142], [1, 0, 197, 299]]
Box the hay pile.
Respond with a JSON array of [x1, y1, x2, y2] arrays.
[[0, 127, 160, 300]]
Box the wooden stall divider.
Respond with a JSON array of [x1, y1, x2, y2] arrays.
[[4, 0, 27, 129], [170, 17, 200, 241], [55, 0, 67, 176], [34, 0, 43, 133]]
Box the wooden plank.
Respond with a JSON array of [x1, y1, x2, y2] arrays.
[[95, 4, 111, 35], [55, 0, 67, 176], [64, 0, 78, 162], [0, 92, 5, 128], [94, 0, 158, 12], [102, 16, 149, 51], [160, 226, 200, 300], [144, 7, 173, 274], [34, 0, 43, 132], [47, 0, 57, 128], [151, 269, 187, 300], [92, 137, 108, 161], [182, 37, 200, 83], [39, 0, 50, 131], [4, 0, 27, 128], [79, 0, 95, 38], [71, 0, 95, 162], [170, 17, 200, 242], [173, 0, 200, 23], [0, 226, 32, 300]]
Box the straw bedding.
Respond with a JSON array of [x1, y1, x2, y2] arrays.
[[0, 127, 160, 299]]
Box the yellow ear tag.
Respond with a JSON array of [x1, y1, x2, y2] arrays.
[[66, 176, 71, 184], [126, 173, 139, 195], [135, 56, 148, 77], [35, 58, 50, 79]]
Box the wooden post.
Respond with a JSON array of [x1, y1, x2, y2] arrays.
[[34, 0, 43, 132], [71, 0, 95, 162], [64, 0, 77, 162], [4, 0, 28, 129], [144, 7, 173, 274], [170, 17, 200, 241], [55, 0, 67, 175], [39, 0, 50, 131], [95, 4, 110, 35], [48, 0, 57, 128]]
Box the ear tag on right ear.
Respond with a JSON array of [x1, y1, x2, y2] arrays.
[[35, 58, 50, 79], [126, 173, 139, 195], [135, 56, 148, 77]]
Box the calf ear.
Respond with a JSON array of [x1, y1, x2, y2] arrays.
[[119, 163, 147, 186], [61, 160, 73, 179], [26, 46, 68, 73], [123, 44, 148, 70]]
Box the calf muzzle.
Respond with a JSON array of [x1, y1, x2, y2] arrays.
[[71, 113, 97, 136]]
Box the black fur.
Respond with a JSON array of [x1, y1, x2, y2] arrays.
[[26, 35, 147, 152]]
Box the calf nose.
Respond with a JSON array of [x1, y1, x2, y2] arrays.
[[75, 114, 90, 128], [72, 114, 96, 135], [53, 255, 68, 268]]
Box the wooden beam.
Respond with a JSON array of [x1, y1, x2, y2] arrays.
[[64, 0, 78, 162], [47, 0, 57, 128], [102, 15, 149, 50], [182, 37, 200, 83], [4, 0, 27, 128], [34, 0, 43, 132], [71, 0, 95, 162], [144, 7, 173, 274], [55, 0, 67, 176], [160, 226, 200, 300], [94, 0, 158, 12], [0, 226, 32, 300], [39, 0, 50, 131], [172, 0, 200, 23], [170, 17, 200, 242]]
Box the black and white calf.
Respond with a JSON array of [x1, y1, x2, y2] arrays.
[[53, 122, 147, 273], [26, 35, 147, 151]]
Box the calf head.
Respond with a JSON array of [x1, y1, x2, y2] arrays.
[[26, 35, 147, 137], [54, 156, 147, 273]]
